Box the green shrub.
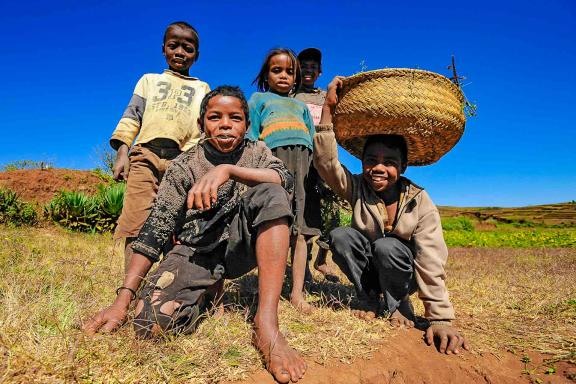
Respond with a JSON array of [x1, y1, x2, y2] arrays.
[[0, 188, 38, 226], [442, 216, 475, 231], [44, 183, 126, 233]]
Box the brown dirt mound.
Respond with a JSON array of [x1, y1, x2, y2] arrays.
[[0, 168, 108, 204], [233, 329, 575, 384]]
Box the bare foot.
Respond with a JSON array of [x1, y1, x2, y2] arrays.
[[290, 293, 314, 315], [313, 263, 340, 283], [389, 299, 415, 328], [351, 293, 379, 321], [253, 314, 307, 383], [351, 308, 376, 320]]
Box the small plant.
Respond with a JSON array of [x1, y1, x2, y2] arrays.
[[1, 160, 53, 172], [91, 168, 114, 183], [45, 183, 125, 233], [0, 188, 38, 226], [442, 216, 475, 232]]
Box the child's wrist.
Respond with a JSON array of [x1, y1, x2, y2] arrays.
[[429, 320, 452, 326]]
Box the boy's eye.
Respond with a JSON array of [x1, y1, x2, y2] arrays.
[[231, 114, 244, 121], [184, 45, 195, 53], [287, 69, 294, 75]]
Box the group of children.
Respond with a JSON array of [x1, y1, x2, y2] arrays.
[[83, 21, 468, 384]]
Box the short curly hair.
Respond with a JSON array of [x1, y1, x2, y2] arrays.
[[198, 86, 250, 132]]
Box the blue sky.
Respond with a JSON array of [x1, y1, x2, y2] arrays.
[[1, 0, 574, 207]]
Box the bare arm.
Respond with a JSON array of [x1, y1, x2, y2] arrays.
[[313, 76, 356, 203], [187, 164, 281, 211]]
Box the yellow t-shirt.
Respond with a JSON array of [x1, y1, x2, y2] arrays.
[[110, 70, 210, 151]]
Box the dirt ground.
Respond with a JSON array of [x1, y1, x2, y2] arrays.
[[232, 329, 575, 384], [0, 168, 107, 203]]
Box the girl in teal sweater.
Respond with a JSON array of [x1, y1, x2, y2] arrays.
[[248, 48, 319, 313]]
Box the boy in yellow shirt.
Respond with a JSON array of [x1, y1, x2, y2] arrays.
[[110, 21, 210, 270]]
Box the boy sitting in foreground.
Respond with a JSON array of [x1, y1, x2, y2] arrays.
[[314, 77, 469, 354], [84, 86, 306, 383]]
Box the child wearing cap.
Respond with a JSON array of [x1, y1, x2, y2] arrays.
[[293, 48, 341, 282], [314, 77, 469, 355]]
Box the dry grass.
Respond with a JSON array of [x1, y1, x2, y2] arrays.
[[0, 226, 388, 383], [438, 247, 576, 363], [1, 226, 575, 383]]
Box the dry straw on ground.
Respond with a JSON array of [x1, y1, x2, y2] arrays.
[[0, 226, 574, 383], [0, 227, 387, 383]]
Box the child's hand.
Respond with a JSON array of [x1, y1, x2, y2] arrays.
[[320, 76, 344, 125], [187, 164, 231, 211], [113, 144, 130, 181], [425, 323, 470, 354], [82, 302, 128, 334], [325, 76, 344, 109]]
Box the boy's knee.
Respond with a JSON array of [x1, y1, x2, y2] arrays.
[[243, 183, 292, 227], [329, 227, 358, 248], [246, 183, 290, 207], [372, 238, 413, 272]]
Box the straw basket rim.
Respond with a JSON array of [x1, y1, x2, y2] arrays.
[[334, 68, 466, 166]]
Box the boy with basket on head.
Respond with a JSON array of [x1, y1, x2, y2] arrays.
[[110, 21, 210, 271], [84, 86, 307, 384], [314, 75, 469, 354]]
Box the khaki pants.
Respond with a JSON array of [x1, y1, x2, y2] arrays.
[[114, 145, 175, 239]]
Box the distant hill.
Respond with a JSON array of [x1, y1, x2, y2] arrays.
[[438, 203, 576, 226]]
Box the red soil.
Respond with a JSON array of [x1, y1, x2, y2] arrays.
[[0, 169, 107, 204], [233, 329, 575, 384]]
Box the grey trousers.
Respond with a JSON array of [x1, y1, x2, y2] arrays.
[[329, 227, 416, 314]]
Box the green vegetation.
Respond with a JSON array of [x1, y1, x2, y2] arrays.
[[0, 188, 38, 226], [1, 159, 54, 171], [444, 228, 575, 248], [338, 209, 575, 247], [441, 216, 474, 231], [44, 183, 125, 233]]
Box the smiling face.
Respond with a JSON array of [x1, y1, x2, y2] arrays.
[[362, 141, 406, 193], [300, 59, 321, 87], [201, 95, 247, 153], [162, 26, 198, 75], [266, 53, 296, 95]]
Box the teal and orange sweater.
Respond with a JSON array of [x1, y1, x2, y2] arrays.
[[247, 92, 315, 150]]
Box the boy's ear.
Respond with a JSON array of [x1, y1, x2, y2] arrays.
[[197, 117, 204, 133], [194, 50, 200, 62], [400, 162, 408, 174]]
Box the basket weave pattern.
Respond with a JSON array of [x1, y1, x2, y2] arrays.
[[334, 69, 466, 165]]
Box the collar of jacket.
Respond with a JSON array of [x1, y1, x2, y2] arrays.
[[359, 176, 424, 234]]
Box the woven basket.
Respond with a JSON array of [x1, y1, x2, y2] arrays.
[[333, 68, 466, 165]]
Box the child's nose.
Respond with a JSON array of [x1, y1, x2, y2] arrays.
[[220, 116, 232, 128]]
